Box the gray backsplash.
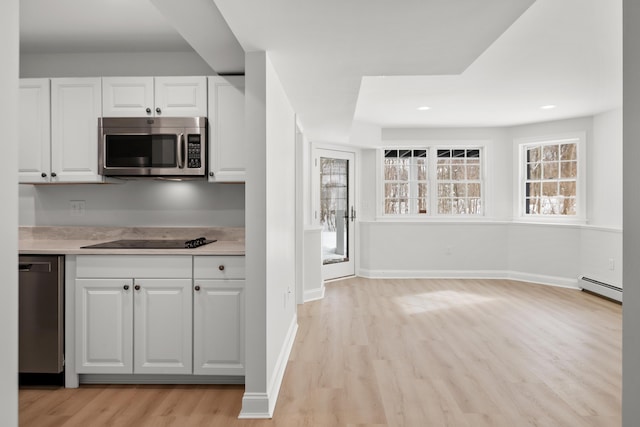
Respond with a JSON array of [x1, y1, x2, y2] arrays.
[[19, 180, 245, 227]]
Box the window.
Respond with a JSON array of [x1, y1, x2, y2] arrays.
[[382, 147, 484, 217], [519, 135, 583, 218], [436, 149, 482, 215], [383, 149, 428, 215]]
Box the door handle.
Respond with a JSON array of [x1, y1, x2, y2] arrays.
[[350, 206, 356, 222], [177, 133, 184, 168]]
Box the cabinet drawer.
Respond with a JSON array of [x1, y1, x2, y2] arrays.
[[77, 255, 192, 278], [194, 256, 245, 279]]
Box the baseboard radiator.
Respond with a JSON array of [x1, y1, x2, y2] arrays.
[[578, 276, 622, 303]]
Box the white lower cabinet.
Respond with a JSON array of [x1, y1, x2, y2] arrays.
[[134, 278, 193, 374], [74, 255, 245, 379], [193, 256, 245, 375], [193, 280, 245, 375], [75, 278, 133, 374], [75, 256, 193, 375]]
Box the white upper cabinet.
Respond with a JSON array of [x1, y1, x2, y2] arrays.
[[20, 77, 104, 184], [207, 76, 245, 182], [19, 79, 51, 183], [102, 76, 207, 118], [101, 77, 154, 117], [50, 78, 103, 183], [154, 76, 207, 117]]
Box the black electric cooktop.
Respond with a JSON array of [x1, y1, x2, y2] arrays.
[[81, 237, 217, 249]]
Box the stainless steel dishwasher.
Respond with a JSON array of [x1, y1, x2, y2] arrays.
[[19, 255, 64, 380]]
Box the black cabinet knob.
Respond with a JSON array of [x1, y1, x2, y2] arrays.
[[134, 285, 141, 291], [51, 172, 57, 178], [41, 172, 47, 178], [156, 107, 161, 114], [194, 285, 201, 291], [123, 284, 129, 290], [146, 107, 151, 114], [218, 265, 225, 271]]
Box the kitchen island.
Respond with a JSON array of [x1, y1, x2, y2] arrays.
[[19, 226, 246, 388]]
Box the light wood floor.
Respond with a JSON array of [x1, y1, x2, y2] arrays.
[[20, 278, 622, 426]]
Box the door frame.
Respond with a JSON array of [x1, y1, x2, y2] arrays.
[[312, 144, 358, 281]]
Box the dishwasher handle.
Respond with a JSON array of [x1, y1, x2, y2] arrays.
[[19, 262, 52, 273]]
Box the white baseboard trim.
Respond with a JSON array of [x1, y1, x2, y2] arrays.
[[239, 315, 298, 419], [358, 268, 579, 289], [238, 393, 271, 419], [358, 268, 508, 280], [507, 271, 579, 289], [303, 286, 325, 302]]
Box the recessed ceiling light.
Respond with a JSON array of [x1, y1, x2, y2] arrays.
[[540, 105, 557, 110], [417, 106, 431, 111]]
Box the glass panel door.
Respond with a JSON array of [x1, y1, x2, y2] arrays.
[[315, 148, 355, 280], [321, 157, 349, 264]]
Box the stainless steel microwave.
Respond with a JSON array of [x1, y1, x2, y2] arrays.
[[98, 117, 207, 178]]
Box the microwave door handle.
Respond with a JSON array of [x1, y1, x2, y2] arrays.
[[177, 133, 185, 168]]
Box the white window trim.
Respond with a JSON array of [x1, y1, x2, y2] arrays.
[[376, 141, 490, 220], [514, 132, 587, 224]]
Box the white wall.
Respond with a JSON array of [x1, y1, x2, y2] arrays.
[[359, 149, 377, 221], [265, 54, 297, 395], [20, 51, 214, 78], [0, 0, 19, 425], [243, 51, 269, 417], [359, 114, 622, 288], [242, 51, 297, 418], [590, 108, 623, 228], [19, 181, 244, 227], [360, 222, 509, 278], [582, 108, 623, 288], [623, 2, 640, 424]]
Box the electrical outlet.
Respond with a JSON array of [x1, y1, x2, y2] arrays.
[[70, 200, 85, 217]]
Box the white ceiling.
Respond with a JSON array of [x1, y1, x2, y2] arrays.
[[20, 0, 622, 144], [20, 0, 192, 53]]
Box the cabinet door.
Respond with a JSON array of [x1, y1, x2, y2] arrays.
[[207, 76, 245, 182], [75, 279, 133, 374], [50, 78, 103, 183], [134, 278, 193, 374], [154, 76, 207, 117], [102, 77, 154, 117], [19, 79, 51, 183], [193, 279, 245, 375]]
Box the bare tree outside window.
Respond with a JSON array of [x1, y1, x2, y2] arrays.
[[320, 158, 348, 264], [382, 147, 483, 216], [383, 149, 427, 215], [524, 141, 578, 216], [436, 149, 483, 215]]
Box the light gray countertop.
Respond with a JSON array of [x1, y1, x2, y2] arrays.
[[19, 226, 245, 256]]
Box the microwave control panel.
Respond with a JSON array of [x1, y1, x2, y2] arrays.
[[187, 135, 202, 169]]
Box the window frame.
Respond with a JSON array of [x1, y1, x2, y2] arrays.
[[516, 132, 586, 223], [377, 143, 487, 219]]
